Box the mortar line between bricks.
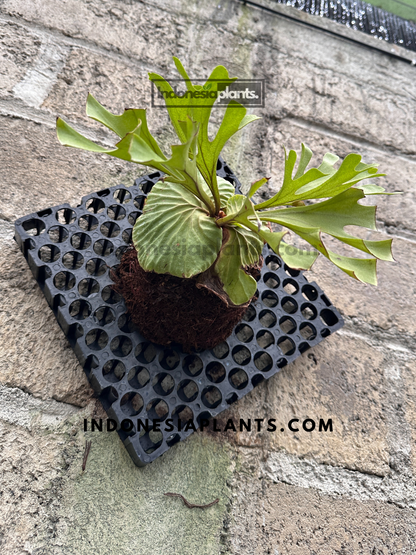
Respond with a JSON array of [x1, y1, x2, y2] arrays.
[[0, 13, 174, 75], [16, 0, 405, 69], [111, 0, 416, 66], [261, 451, 416, 509], [0, 383, 82, 432], [0, 382, 84, 411], [3, 4, 416, 92], [13, 39, 70, 110], [235, 0, 416, 64], [2, 96, 416, 194], [0, 0, 269, 43], [337, 326, 415, 356], [384, 361, 413, 482], [376, 222, 416, 245], [0, 98, 116, 146], [1, 9, 263, 73], [2, 98, 416, 242], [283, 115, 416, 163], [4, 96, 416, 243], [2, 12, 416, 163]]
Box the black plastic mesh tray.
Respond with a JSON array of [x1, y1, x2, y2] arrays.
[[14, 159, 343, 466]]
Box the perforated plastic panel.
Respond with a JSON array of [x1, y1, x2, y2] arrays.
[[14, 159, 343, 466]]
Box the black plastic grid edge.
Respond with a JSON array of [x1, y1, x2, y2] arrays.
[[14, 158, 344, 467]]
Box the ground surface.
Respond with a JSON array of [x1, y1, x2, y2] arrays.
[[1, 0, 416, 553]]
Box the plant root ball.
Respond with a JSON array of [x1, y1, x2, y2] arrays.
[[111, 246, 259, 352]]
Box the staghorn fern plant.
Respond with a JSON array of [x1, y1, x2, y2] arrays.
[[56, 57, 395, 307]]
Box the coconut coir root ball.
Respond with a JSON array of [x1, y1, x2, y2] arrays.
[[112, 246, 261, 352]]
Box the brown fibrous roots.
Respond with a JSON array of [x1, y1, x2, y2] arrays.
[[111, 246, 262, 352]]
